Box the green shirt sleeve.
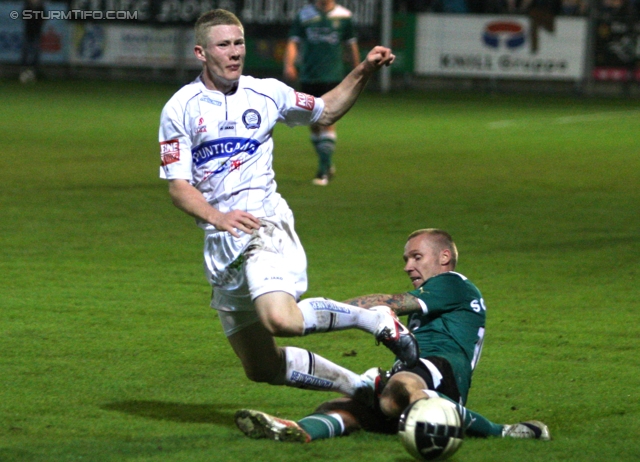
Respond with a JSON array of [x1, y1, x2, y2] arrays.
[[409, 272, 469, 316]]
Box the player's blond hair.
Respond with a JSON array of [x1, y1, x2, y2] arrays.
[[407, 229, 458, 269], [195, 9, 243, 48]]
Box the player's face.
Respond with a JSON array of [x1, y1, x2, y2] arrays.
[[316, 0, 335, 11], [195, 24, 245, 92], [403, 235, 446, 289]]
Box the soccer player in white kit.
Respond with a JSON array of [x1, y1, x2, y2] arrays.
[[159, 9, 418, 401]]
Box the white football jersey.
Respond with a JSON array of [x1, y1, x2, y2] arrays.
[[159, 75, 324, 229]]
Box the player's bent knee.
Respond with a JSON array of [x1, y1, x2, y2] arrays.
[[242, 364, 281, 384], [243, 370, 270, 383], [242, 351, 287, 385]]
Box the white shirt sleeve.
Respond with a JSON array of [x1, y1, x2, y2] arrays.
[[266, 78, 325, 127], [158, 98, 193, 181]]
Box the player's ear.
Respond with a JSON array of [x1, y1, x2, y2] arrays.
[[194, 45, 206, 62], [440, 249, 451, 266]]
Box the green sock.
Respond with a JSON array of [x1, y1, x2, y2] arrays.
[[312, 136, 336, 176], [297, 413, 344, 441], [434, 392, 503, 437], [459, 406, 504, 437]]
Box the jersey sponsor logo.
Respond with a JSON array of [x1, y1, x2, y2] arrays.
[[200, 95, 222, 106], [470, 298, 487, 313], [242, 109, 261, 129], [196, 117, 207, 133], [218, 121, 236, 137], [191, 137, 261, 167], [295, 92, 315, 111], [160, 139, 180, 166], [306, 27, 340, 45]]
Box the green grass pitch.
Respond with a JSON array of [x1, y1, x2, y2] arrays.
[[1, 78, 639, 461]]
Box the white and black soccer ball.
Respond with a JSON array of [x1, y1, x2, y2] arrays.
[[398, 397, 464, 461]]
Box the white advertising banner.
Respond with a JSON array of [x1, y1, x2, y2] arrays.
[[70, 24, 200, 69], [415, 14, 588, 80]]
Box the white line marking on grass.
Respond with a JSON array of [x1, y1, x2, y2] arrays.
[[555, 110, 640, 124], [487, 110, 640, 129], [487, 120, 517, 129]]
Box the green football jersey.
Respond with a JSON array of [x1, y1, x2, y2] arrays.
[[407, 271, 486, 403], [289, 4, 357, 83]]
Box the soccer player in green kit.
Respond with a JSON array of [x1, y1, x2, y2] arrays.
[[284, 0, 360, 185], [235, 229, 551, 442]]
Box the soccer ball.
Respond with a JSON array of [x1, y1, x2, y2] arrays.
[[398, 397, 464, 461], [19, 69, 36, 84]]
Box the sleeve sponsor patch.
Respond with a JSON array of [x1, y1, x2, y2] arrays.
[[295, 92, 315, 111], [160, 139, 180, 166]]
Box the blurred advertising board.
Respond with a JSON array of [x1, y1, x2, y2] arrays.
[[62, 0, 383, 72], [0, 1, 70, 63], [69, 23, 200, 68], [415, 14, 588, 80], [593, 16, 640, 82], [63, 0, 380, 28]]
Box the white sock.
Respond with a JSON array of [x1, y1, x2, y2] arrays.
[[278, 346, 363, 395], [326, 412, 346, 434], [297, 298, 382, 335]]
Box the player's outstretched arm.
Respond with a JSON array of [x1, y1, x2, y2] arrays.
[[344, 293, 422, 316], [316, 46, 395, 126], [168, 179, 260, 237]]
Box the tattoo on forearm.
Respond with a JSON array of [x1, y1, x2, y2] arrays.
[[343, 293, 421, 316]]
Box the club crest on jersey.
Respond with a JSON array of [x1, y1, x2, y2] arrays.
[[242, 109, 261, 129], [295, 92, 315, 111], [160, 139, 180, 166], [200, 95, 222, 106]]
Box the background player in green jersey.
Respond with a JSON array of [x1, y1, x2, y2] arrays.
[[284, 0, 360, 185], [235, 229, 550, 442]]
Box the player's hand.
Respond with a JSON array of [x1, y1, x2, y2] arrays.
[[213, 210, 261, 238], [364, 46, 395, 72]]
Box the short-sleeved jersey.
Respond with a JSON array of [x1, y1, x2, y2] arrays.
[[159, 75, 324, 229], [288, 4, 357, 83], [407, 272, 486, 403]]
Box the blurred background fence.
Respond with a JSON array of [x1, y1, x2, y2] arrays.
[[1, 0, 638, 96]]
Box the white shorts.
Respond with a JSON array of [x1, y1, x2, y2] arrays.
[[217, 310, 263, 337], [205, 199, 308, 322]]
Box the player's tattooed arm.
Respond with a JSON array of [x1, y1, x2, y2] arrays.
[[343, 293, 422, 316]]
